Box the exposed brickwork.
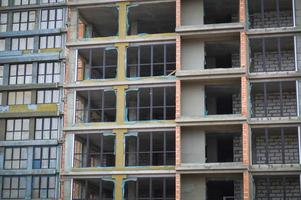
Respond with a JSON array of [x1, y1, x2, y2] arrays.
[[176, 173, 181, 200], [242, 123, 250, 165], [253, 132, 299, 164], [252, 91, 297, 117], [176, 80, 181, 119], [251, 51, 295, 72], [176, 0, 181, 27], [250, 11, 293, 29], [243, 171, 250, 200], [176, 126, 181, 167], [239, 0, 246, 23]]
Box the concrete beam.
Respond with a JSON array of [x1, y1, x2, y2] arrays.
[[176, 115, 247, 126]]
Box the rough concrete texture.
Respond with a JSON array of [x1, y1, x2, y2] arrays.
[[250, 11, 293, 28], [233, 135, 242, 162], [252, 132, 299, 164]]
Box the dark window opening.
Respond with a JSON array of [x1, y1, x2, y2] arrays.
[[74, 133, 115, 168], [252, 127, 299, 164], [77, 47, 117, 80], [126, 87, 175, 121], [78, 7, 118, 38], [251, 81, 297, 118], [205, 40, 240, 69], [124, 177, 175, 200], [72, 179, 114, 200], [127, 43, 176, 78], [76, 90, 116, 123], [204, 0, 239, 24], [207, 180, 234, 200], [205, 85, 241, 115], [127, 2, 175, 35], [248, 0, 293, 29], [125, 131, 175, 166]]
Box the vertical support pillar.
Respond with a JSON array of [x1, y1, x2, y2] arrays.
[[112, 175, 127, 200], [114, 86, 128, 124], [176, 173, 181, 200], [117, 2, 129, 39], [68, 8, 78, 42], [114, 129, 127, 167], [115, 43, 128, 81]]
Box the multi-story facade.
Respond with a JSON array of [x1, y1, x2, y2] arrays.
[[0, 0, 66, 199], [1, 0, 301, 199]]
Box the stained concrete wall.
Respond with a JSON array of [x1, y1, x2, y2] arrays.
[[252, 132, 299, 164], [181, 83, 205, 117], [181, 174, 206, 200], [181, 127, 205, 163], [181, 39, 204, 70], [181, 0, 204, 26]]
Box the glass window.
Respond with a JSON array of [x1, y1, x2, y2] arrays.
[[9, 64, 32, 85], [14, 0, 37, 5], [5, 119, 30, 141], [33, 146, 57, 169], [40, 8, 63, 29], [39, 35, 62, 49], [35, 117, 59, 140], [13, 11, 36, 31], [0, 0, 8, 6], [41, 0, 64, 3], [0, 13, 8, 32], [2, 176, 27, 199], [0, 39, 5, 51], [8, 91, 31, 105], [32, 176, 56, 199], [37, 90, 59, 104], [11, 37, 34, 51], [38, 62, 61, 83], [4, 147, 28, 169]]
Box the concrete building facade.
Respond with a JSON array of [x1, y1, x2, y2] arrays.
[[1, 0, 301, 199]]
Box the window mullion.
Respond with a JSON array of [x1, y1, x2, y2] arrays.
[[103, 49, 106, 79]]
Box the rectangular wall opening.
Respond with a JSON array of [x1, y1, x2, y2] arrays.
[[248, 0, 294, 29], [252, 127, 299, 164], [126, 43, 176, 78], [125, 131, 175, 166], [204, 0, 239, 24], [250, 36, 295, 72], [78, 6, 118, 38], [126, 87, 175, 121], [205, 40, 240, 69], [206, 133, 242, 163], [72, 179, 114, 200], [127, 2, 175, 35], [76, 90, 116, 123], [207, 180, 235, 200], [205, 84, 241, 115], [77, 47, 117, 80], [124, 177, 175, 200], [73, 133, 115, 168], [251, 81, 297, 118]]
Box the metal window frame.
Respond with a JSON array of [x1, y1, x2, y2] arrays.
[[11, 37, 34, 51], [39, 35, 62, 49], [4, 147, 28, 169], [37, 89, 59, 104], [12, 10, 36, 31], [32, 175, 56, 199], [14, 0, 37, 5], [5, 118, 30, 141], [2, 176, 27, 199], [35, 117, 59, 140], [0, 13, 8, 32], [40, 8, 63, 29], [8, 90, 31, 105], [37, 62, 61, 84], [9, 63, 32, 85], [33, 146, 57, 169]]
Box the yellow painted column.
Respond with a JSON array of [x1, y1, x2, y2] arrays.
[[117, 2, 130, 39], [113, 85, 128, 124], [113, 175, 127, 200], [115, 43, 128, 81], [114, 128, 127, 167]]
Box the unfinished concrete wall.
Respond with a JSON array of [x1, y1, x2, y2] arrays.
[[296, 0, 301, 27], [181, 83, 205, 117], [252, 92, 297, 117], [234, 179, 242, 200], [252, 133, 299, 164], [297, 34, 301, 72], [232, 93, 241, 114], [181, 39, 204, 70], [233, 135, 242, 162], [181, 0, 204, 26], [181, 175, 206, 200], [251, 51, 295, 72], [250, 11, 293, 28], [181, 127, 205, 163], [232, 53, 240, 68]]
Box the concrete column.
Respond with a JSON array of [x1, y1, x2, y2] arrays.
[[32, 62, 38, 84], [114, 86, 128, 123], [112, 175, 127, 200], [181, 83, 205, 117], [3, 64, 9, 85], [63, 178, 72, 200], [29, 118, 35, 140], [27, 146, 33, 170], [295, 0, 301, 27], [115, 43, 128, 81], [0, 147, 4, 169], [181, 0, 204, 26], [181, 175, 206, 200], [114, 129, 127, 167], [25, 176, 32, 200], [181, 39, 205, 70], [117, 2, 130, 39], [64, 134, 74, 171], [68, 8, 79, 42]]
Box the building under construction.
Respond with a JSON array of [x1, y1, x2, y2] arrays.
[[0, 0, 301, 199]]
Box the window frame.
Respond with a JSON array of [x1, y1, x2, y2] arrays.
[[33, 146, 57, 169], [12, 10, 36, 31], [8, 90, 31, 105], [4, 147, 28, 169], [0, 13, 8, 32], [39, 35, 62, 49], [5, 119, 30, 141], [35, 117, 59, 140], [2, 176, 27, 199], [9, 63, 33, 85], [11, 37, 34, 51], [40, 8, 63, 29], [31, 175, 56, 199], [36, 89, 60, 104]]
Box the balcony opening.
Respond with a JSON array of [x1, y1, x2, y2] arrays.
[[206, 133, 242, 163], [126, 43, 176, 78], [248, 0, 293, 29], [126, 87, 175, 121], [77, 47, 117, 80], [254, 176, 301, 199], [75, 90, 116, 123], [124, 177, 175, 200], [205, 85, 241, 115], [250, 36, 295, 72], [204, 0, 239, 24], [125, 131, 175, 166], [72, 179, 114, 200], [73, 133, 115, 168], [251, 81, 297, 118], [205, 40, 240, 69], [127, 2, 175, 35], [207, 180, 235, 200], [78, 6, 118, 38], [252, 127, 299, 164]]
